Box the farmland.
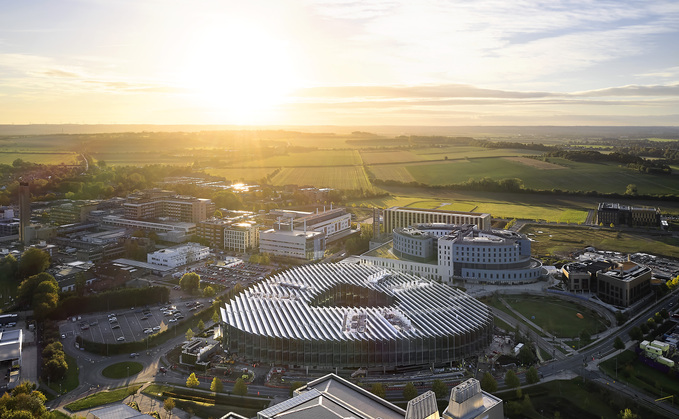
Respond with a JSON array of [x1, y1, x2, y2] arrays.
[[521, 224, 679, 258], [241, 149, 362, 167], [205, 167, 277, 183], [402, 157, 679, 195], [270, 166, 374, 191], [0, 151, 78, 165]]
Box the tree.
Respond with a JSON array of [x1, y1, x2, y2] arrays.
[[18, 247, 50, 279], [370, 383, 386, 399], [185, 328, 195, 341], [186, 373, 199, 388], [526, 366, 540, 384], [210, 377, 223, 393], [212, 190, 243, 210], [505, 370, 520, 389], [197, 320, 205, 331], [212, 309, 220, 324], [0, 254, 18, 282], [163, 397, 175, 418], [614, 336, 625, 352], [179, 272, 200, 292], [625, 184, 638, 196], [629, 326, 643, 342], [233, 377, 248, 396], [402, 382, 417, 401], [480, 372, 497, 392], [42, 357, 67, 382], [518, 345, 536, 365], [203, 285, 216, 298], [619, 408, 639, 419], [431, 379, 448, 399], [0, 381, 49, 418]]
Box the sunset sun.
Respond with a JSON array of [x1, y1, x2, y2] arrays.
[[180, 25, 297, 122]]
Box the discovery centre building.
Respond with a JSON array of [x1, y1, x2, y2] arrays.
[[220, 264, 493, 369]]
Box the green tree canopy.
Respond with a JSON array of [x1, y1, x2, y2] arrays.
[[402, 382, 417, 401], [203, 285, 216, 298], [505, 370, 520, 389], [186, 372, 199, 388], [197, 320, 205, 331], [163, 397, 175, 415], [0, 254, 18, 282], [233, 377, 248, 396], [179, 272, 200, 292], [185, 328, 195, 341], [480, 372, 497, 392], [518, 345, 536, 366], [614, 336, 625, 351], [431, 379, 448, 399], [525, 366, 540, 384], [18, 247, 50, 279], [370, 383, 386, 399], [212, 190, 243, 210], [628, 326, 643, 342], [210, 377, 224, 393], [0, 380, 49, 418], [17, 272, 57, 308]]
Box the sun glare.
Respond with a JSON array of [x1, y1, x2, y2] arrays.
[[180, 25, 297, 122]]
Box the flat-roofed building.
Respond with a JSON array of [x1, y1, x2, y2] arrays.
[[124, 190, 214, 223], [259, 229, 325, 260], [224, 222, 258, 252], [596, 202, 660, 227], [384, 207, 491, 234], [197, 218, 230, 249], [597, 261, 652, 307], [442, 378, 503, 419], [147, 242, 209, 268], [50, 200, 99, 225]]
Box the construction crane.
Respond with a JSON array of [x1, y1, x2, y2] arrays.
[[655, 394, 674, 405]]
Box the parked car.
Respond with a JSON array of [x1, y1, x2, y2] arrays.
[[116, 336, 125, 341]]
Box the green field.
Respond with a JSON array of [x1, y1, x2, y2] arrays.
[[0, 152, 78, 165], [490, 294, 609, 337], [242, 149, 362, 167], [65, 384, 142, 411], [271, 166, 374, 191], [522, 224, 679, 258], [206, 167, 277, 183], [403, 157, 679, 195], [600, 350, 679, 401], [369, 165, 416, 182], [349, 193, 589, 223]]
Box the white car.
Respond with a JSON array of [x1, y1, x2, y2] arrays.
[[152, 326, 161, 331], [169, 318, 177, 323], [116, 336, 125, 341]]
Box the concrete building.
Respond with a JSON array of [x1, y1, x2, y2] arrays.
[[124, 190, 214, 223], [442, 378, 503, 419], [196, 218, 230, 249], [561, 260, 613, 292], [147, 242, 210, 268], [361, 224, 542, 284], [597, 261, 652, 307], [224, 222, 258, 252], [596, 202, 660, 227], [0, 329, 23, 389], [224, 374, 502, 419], [383, 207, 491, 234], [272, 207, 352, 242], [50, 200, 99, 225], [18, 182, 30, 244], [259, 229, 325, 260], [102, 215, 195, 242]]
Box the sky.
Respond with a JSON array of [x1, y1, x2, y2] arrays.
[[0, 0, 678, 126]]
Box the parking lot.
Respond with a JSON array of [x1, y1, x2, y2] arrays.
[[190, 261, 271, 288], [59, 297, 211, 345]]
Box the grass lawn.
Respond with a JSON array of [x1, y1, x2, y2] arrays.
[[523, 224, 679, 258], [64, 384, 142, 412], [487, 294, 608, 338], [600, 350, 679, 400], [50, 410, 71, 418], [101, 361, 144, 379], [495, 377, 664, 418], [47, 353, 79, 395], [493, 316, 514, 333]]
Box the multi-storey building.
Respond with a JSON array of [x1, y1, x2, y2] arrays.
[[196, 218, 229, 249], [147, 242, 210, 268], [50, 200, 99, 225], [259, 229, 325, 260], [224, 222, 258, 252], [383, 207, 491, 233], [361, 224, 543, 284], [272, 207, 352, 242], [596, 202, 660, 227], [124, 190, 214, 223], [596, 261, 652, 307]]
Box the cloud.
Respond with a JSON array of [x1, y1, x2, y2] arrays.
[[574, 84, 679, 97], [41, 69, 81, 78]]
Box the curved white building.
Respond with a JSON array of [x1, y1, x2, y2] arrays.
[[362, 224, 543, 284], [220, 264, 493, 369]]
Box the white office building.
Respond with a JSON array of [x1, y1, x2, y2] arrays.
[[147, 242, 210, 268], [259, 229, 325, 260], [224, 222, 259, 253]]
